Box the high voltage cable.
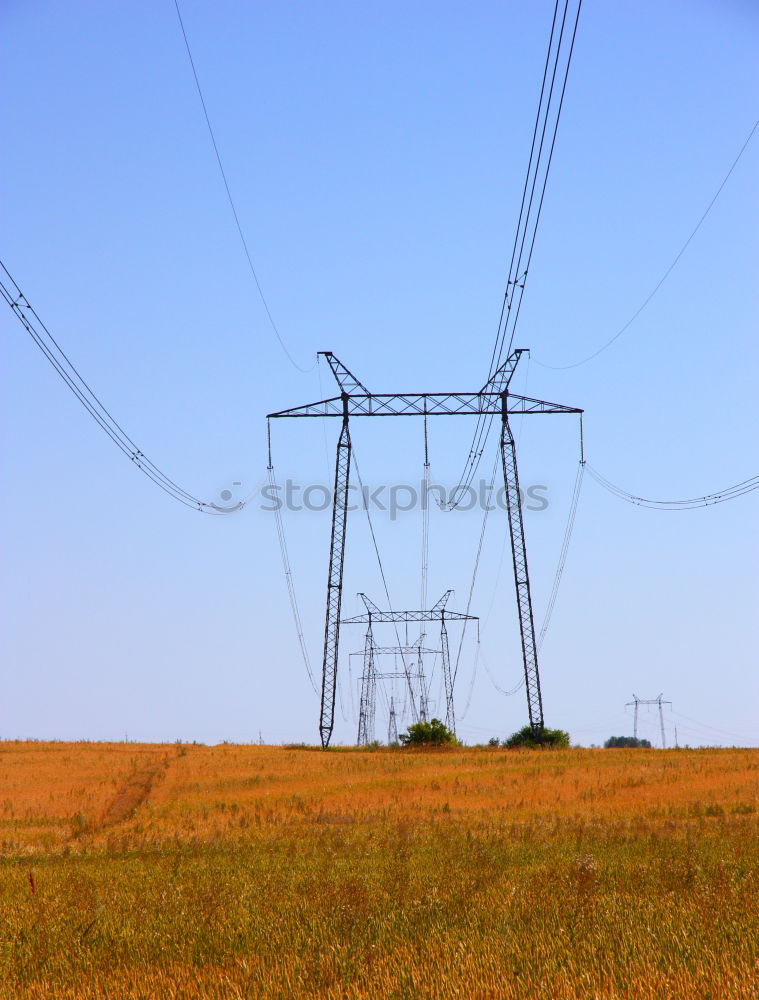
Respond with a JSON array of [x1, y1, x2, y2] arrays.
[[446, 0, 582, 510], [497, 0, 583, 365], [266, 426, 319, 695], [457, 639, 481, 721], [451, 448, 500, 688], [670, 711, 757, 744], [481, 646, 525, 698], [537, 460, 584, 650], [172, 0, 314, 374], [536, 120, 759, 370], [1, 261, 231, 514], [586, 463, 759, 509]]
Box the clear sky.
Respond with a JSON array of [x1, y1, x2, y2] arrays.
[[2, 0, 757, 748]]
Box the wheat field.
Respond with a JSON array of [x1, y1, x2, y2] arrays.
[[1, 741, 757, 999]]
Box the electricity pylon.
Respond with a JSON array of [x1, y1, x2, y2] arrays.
[[388, 698, 398, 746], [268, 349, 582, 747], [347, 593, 477, 745], [626, 693, 672, 748], [353, 635, 434, 745]]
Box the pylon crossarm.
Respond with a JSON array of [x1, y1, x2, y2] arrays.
[[351, 646, 439, 656], [267, 392, 581, 419], [342, 610, 478, 624], [369, 670, 426, 680]]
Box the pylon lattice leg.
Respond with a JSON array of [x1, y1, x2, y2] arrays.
[[320, 416, 351, 748], [501, 411, 544, 734], [440, 618, 455, 733]]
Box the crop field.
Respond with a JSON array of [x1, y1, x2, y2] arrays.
[[0, 742, 757, 999]]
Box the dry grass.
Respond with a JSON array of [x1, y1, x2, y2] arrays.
[[1, 742, 757, 998]]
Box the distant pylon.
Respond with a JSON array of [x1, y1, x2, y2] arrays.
[[626, 693, 672, 748], [345, 591, 478, 742], [357, 620, 377, 746], [418, 681, 429, 724], [388, 697, 398, 746]]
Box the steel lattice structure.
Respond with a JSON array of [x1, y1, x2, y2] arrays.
[[268, 349, 582, 747], [626, 694, 672, 749], [346, 592, 478, 744], [387, 698, 399, 746]]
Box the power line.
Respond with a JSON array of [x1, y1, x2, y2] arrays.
[[1, 260, 231, 513], [480, 646, 525, 698], [487, 0, 564, 376], [500, 0, 583, 363], [586, 463, 759, 510], [172, 0, 314, 374], [266, 426, 319, 695], [458, 639, 481, 720], [536, 119, 759, 370], [446, 0, 583, 510], [670, 711, 757, 744], [537, 460, 584, 650], [451, 449, 500, 688]]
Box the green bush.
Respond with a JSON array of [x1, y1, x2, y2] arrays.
[[399, 718, 459, 747], [504, 725, 570, 749], [604, 736, 652, 748]]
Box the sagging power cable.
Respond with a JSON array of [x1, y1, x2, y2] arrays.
[[172, 0, 315, 374], [536, 120, 759, 370], [586, 463, 758, 509], [537, 460, 585, 650], [267, 421, 319, 695], [1, 260, 233, 514]]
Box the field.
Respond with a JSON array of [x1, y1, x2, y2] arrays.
[[1, 742, 757, 999]]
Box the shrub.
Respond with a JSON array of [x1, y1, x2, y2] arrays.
[[504, 725, 570, 749], [604, 736, 653, 748], [399, 719, 459, 747]]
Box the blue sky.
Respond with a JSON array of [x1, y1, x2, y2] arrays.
[[2, 0, 757, 747]]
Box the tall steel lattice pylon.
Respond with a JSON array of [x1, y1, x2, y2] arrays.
[[268, 349, 582, 747]]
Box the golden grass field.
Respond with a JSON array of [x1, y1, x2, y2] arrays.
[[1, 741, 757, 999]]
